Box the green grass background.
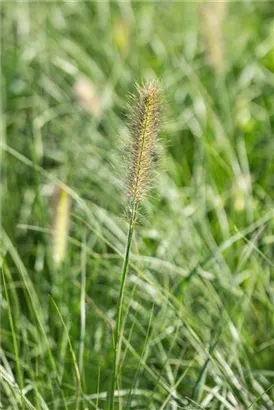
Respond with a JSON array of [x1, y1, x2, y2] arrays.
[[1, 1, 274, 409]]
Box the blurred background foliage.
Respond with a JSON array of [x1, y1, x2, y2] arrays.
[[1, 1, 274, 409]]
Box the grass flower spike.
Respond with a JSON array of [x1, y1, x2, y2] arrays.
[[127, 80, 162, 223], [109, 80, 162, 409], [52, 186, 70, 267], [199, 1, 227, 73]]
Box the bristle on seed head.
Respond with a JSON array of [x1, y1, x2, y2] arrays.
[[127, 80, 162, 217]]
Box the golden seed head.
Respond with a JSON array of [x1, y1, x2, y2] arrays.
[[52, 186, 70, 266], [127, 80, 162, 208], [199, 1, 227, 73]]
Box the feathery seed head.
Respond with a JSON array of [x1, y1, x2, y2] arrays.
[[199, 1, 227, 73], [52, 186, 70, 266], [127, 80, 162, 213]]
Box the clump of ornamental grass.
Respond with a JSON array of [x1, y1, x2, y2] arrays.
[[109, 80, 162, 409], [51, 185, 71, 267]]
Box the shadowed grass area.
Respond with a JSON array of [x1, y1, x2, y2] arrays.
[[1, 1, 274, 409]]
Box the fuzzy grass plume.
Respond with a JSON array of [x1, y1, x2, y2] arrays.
[[109, 80, 162, 409], [199, 1, 227, 73], [126, 80, 162, 223], [52, 186, 70, 267]]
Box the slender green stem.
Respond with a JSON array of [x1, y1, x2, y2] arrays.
[[109, 208, 136, 410]]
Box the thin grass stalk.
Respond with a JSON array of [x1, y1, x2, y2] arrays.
[[109, 209, 135, 410], [109, 80, 162, 410]]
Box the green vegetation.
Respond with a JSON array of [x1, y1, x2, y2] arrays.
[[1, 1, 274, 409]]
